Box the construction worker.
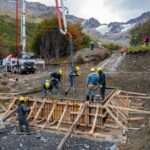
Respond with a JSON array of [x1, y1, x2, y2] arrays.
[[43, 79, 51, 96], [49, 69, 63, 95], [65, 66, 80, 96], [90, 41, 95, 50], [144, 35, 150, 46], [16, 96, 30, 133], [97, 67, 106, 100], [86, 67, 98, 102]]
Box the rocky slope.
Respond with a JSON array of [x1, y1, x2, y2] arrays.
[[0, 0, 83, 23]]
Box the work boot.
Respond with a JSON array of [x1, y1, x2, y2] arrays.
[[91, 96, 94, 102], [65, 91, 68, 96], [86, 95, 89, 101]]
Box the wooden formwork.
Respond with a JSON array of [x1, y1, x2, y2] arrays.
[[1, 90, 150, 143]]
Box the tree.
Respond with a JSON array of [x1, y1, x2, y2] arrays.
[[130, 20, 150, 45], [31, 17, 91, 59]]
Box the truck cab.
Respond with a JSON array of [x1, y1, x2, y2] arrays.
[[3, 52, 36, 74], [17, 52, 36, 74]]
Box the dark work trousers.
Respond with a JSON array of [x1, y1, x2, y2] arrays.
[[50, 78, 60, 95], [65, 74, 76, 96], [100, 85, 106, 100], [18, 116, 30, 132]]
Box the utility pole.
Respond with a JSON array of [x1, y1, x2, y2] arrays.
[[15, 0, 19, 53], [21, 0, 26, 52]]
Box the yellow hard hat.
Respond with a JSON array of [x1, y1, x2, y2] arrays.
[[75, 66, 80, 71], [58, 69, 63, 75], [97, 67, 103, 72], [19, 96, 25, 102], [90, 67, 95, 72]]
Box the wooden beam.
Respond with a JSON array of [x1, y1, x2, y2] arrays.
[[105, 107, 127, 130], [56, 103, 68, 130], [33, 99, 46, 122], [117, 95, 150, 100], [121, 90, 147, 96], [108, 105, 150, 115], [0, 103, 7, 112], [57, 103, 87, 150], [89, 105, 99, 134], [4, 97, 16, 116], [42, 103, 57, 129], [104, 90, 120, 106], [27, 101, 37, 120]]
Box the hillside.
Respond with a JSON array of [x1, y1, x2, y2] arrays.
[[0, 15, 36, 56], [0, 0, 84, 24]]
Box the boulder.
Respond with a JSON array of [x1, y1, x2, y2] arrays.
[[74, 47, 111, 64]]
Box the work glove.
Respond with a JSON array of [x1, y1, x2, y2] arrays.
[[99, 85, 103, 88], [0, 118, 4, 126]]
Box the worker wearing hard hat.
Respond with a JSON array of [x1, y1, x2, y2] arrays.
[[49, 68, 63, 95], [97, 67, 106, 100], [16, 96, 30, 133], [43, 79, 51, 96], [86, 67, 99, 102], [65, 66, 80, 96]]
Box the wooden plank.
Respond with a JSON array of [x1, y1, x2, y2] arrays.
[[0, 103, 7, 111], [108, 105, 150, 115], [56, 103, 68, 129], [4, 97, 16, 116], [42, 103, 57, 129], [33, 99, 46, 122], [2, 109, 16, 122], [104, 90, 120, 106], [121, 90, 147, 96], [105, 107, 127, 130], [57, 102, 87, 150], [89, 105, 99, 134], [117, 95, 150, 100], [128, 117, 144, 121], [27, 101, 37, 120]]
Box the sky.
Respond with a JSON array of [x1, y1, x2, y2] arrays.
[[27, 0, 150, 23]]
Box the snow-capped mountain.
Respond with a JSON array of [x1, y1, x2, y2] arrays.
[[87, 11, 150, 35], [84, 11, 150, 46], [96, 23, 136, 35]]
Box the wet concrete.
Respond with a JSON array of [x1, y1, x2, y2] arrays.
[[0, 127, 116, 150]]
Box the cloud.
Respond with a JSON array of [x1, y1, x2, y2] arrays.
[[27, 0, 150, 23]]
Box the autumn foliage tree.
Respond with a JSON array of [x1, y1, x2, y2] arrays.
[[31, 17, 91, 59]]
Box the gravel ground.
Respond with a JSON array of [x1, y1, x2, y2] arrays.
[[0, 126, 116, 150]]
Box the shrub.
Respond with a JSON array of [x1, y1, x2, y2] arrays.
[[128, 45, 150, 53], [102, 43, 121, 51]]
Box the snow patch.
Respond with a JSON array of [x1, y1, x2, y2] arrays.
[[121, 23, 136, 32], [96, 25, 110, 35]]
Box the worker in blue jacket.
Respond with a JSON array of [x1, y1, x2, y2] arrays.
[[65, 66, 80, 96], [16, 96, 30, 133], [86, 68, 99, 102]]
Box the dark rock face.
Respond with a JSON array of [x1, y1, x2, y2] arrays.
[[108, 22, 124, 33], [83, 17, 101, 29]]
